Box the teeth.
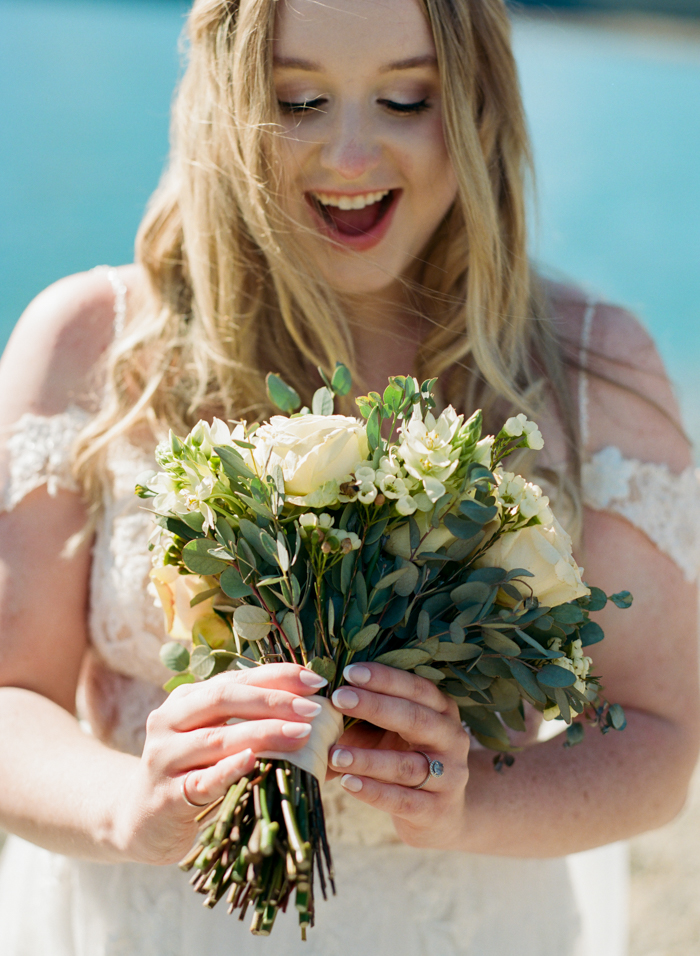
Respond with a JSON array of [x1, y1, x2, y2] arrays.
[[312, 190, 390, 211]]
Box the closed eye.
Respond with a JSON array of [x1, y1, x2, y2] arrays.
[[278, 97, 327, 114], [379, 99, 430, 115]]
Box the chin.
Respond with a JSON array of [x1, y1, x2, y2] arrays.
[[320, 259, 407, 296]]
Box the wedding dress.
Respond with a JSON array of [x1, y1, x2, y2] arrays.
[[0, 280, 697, 956]]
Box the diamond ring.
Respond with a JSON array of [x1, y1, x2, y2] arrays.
[[412, 751, 445, 790]]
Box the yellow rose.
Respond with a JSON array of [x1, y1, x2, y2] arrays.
[[475, 517, 590, 607], [150, 565, 218, 642], [253, 414, 369, 499]]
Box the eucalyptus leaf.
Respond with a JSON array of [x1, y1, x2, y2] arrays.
[[476, 656, 513, 679], [160, 641, 191, 673], [482, 628, 521, 657], [340, 550, 355, 595], [553, 686, 572, 724], [565, 723, 586, 747], [443, 513, 481, 540], [312, 386, 334, 416], [451, 581, 492, 606], [307, 657, 337, 682], [579, 621, 604, 647], [489, 677, 521, 712], [459, 498, 498, 524], [394, 562, 419, 597], [190, 645, 217, 679], [348, 623, 380, 651], [414, 665, 446, 682], [189, 586, 220, 608], [608, 703, 627, 730], [375, 567, 410, 590], [550, 604, 585, 625], [537, 663, 577, 688], [366, 406, 381, 452], [182, 539, 229, 575], [507, 658, 547, 704], [233, 605, 272, 642], [331, 363, 352, 396], [214, 445, 256, 481], [280, 612, 302, 649], [416, 609, 430, 643], [449, 621, 465, 644], [374, 648, 431, 669], [163, 673, 196, 693], [434, 642, 481, 662], [610, 591, 633, 609], [266, 372, 302, 413]]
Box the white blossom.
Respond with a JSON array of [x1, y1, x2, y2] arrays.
[[503, 414, 544, 451], [397, 405, 463, 502]]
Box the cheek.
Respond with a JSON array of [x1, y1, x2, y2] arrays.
[[397, 117, 457, 217]]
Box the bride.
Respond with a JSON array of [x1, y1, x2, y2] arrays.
[[0, 0, 697, 953]]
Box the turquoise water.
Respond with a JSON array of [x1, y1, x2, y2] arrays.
[[1, 2, 699, 446]]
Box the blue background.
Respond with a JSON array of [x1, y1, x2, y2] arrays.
[[1, 0, 699, 449]]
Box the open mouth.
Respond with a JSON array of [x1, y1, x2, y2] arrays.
[[306, 189, 398, 246]]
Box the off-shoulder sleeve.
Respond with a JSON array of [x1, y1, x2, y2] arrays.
[[1, 406, 91, 512], [582, 445, 700, 583]]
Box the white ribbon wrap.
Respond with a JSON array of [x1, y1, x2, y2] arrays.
[[228, 695, 344, 782]]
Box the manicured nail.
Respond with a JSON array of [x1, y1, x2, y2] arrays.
[[282, 722, 312, 739], [238, 748, 254, 765], [292, 698, 323, 718], [299, 669, 328, 689], [331, 748, 353, 769], [344, 664, 371, 686], [340, 774, 363, 793], [332, 688, 359, 710]]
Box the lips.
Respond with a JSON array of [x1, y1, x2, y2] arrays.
[[305, 190, 399, 249]]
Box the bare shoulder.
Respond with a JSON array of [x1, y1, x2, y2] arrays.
[[546, 280, 690, 471], [0, 264, 144, 426]]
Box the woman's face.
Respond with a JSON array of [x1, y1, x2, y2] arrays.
[[273, 0, 458, 296]]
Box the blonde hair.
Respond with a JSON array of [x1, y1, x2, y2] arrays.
[[75, 0, 579, 510]]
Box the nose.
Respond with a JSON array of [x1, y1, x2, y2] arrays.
[[318, 104, 382, 182]]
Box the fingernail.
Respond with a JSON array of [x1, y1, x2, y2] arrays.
[[340, 774, 363, 793], [282, 722, 312, 739], [299, 669, 328, 689], [239, 748, 254, 763], [344, 664, 371, 686], [332, 688, 359, 710], [331, 748, 353, 769], [292, 698, 323, 718]]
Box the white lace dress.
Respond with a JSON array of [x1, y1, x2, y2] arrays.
[[0, 295, 698, 956]]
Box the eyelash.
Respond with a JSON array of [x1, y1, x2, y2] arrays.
[[277, 98, 430, 116]]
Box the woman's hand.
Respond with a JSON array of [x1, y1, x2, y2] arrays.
[[328, 663, 470, 851], [113, 663, 328, 865]]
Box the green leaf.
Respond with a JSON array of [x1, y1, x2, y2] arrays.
[[190, 645, 217, 679], [340, 550, 355, 595], [214, 445, 256, 482], [501, 706, 527, 733], [331, 363, 353, 396], [579, 621, 604, 647], [454, 605, 483, 628], [507, 658, 547, 704], [375, 566, 411, 590], [451, 581, 491, 606], [414, 665, 446, 682], [312, 386, 334, 416], [374, 648, 431, 669], [348, 623, 380, 651], [160, 641, 191, 673], [476, 656, 513, 679], [608, 703, 627, 731], [189, 586, 220, 608], [550, 604, 585, 625], [238, 518, 271, 561], [610, 591, 633, 609], [482, 628, 521, 657], [581, 587, 607, 612], [181, 511, 206, 533], [416, 609, 430, 643], [182, 539, 229, 575], [232, 605, 272, 642], [553, 686, 572, 724], [280, 612, 302, 649], [449, 621, 465, 644], [307, 657, 337, 683], [365, 519, 389, 546], [434, 642, 481, 662], [443, 513, 481, 540], [220, 566, 254, 599], [565, 723, 585, 747], [537, 663, 577, 688], [408, 515, 420, 553], [163, 673, 196, 693], [366, 406, 381, 452], [489, 677, 521, 712], [459, 498, 498, 524], [266, 372, 302, 413], [394, 562, 419, 597]]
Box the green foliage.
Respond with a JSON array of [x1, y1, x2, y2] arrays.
[[266, 373, 301, 414]]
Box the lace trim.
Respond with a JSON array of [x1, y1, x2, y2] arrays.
[[1, 406, 90, 512], [582, 446, 700, 582]]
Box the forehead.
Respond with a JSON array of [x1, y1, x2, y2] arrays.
[[274, 0, 436, 71]]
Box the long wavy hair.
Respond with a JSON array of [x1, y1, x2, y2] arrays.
[[74, 0, 579, 515]]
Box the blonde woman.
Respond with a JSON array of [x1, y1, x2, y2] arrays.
[[0, 1, 697, 953]]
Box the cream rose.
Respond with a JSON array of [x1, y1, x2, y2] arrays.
[[150, 566, 221, 642], [253, 414, 369, 499], [475, 516, 590, 607]]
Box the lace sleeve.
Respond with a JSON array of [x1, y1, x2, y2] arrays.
[[582, 445, 700, 583], [1, 406, 91, 512]]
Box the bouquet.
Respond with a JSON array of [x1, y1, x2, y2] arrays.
[[136, 366, 630, 938]]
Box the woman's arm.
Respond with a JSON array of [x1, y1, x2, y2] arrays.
[[329, 304, 700, 856], [0, 273, 328, 864]]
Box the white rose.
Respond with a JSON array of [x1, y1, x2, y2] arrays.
[[475, 516, 590, 607], [150, 566, 222, 642], [254, 414, 369, 499]]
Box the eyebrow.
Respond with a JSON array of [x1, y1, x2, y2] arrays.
[[273, 55, 438, 73]]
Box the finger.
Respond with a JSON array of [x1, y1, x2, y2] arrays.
[[342, 663, 450, 714], [158, 667, 328, 732], [329, 746, 447, 790], [338, 774, 432, 820], [330, 685, 456, 752], [176, 748, 257, 811], [163, 718, 315, 773]]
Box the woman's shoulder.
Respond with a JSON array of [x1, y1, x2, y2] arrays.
[[0, 264, 145, 424], [544, 278, 690, 472]]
